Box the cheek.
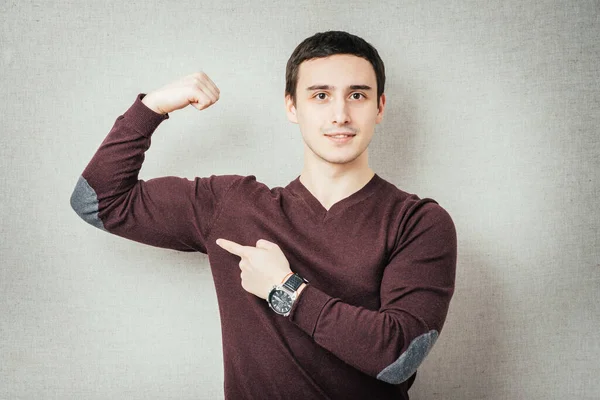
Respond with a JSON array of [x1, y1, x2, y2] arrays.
[[297, 110, 324, 132], [358, 107, 379, 125]]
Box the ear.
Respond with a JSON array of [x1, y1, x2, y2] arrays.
[[285, 94, 298, 124], [375, 93, 386, 124]]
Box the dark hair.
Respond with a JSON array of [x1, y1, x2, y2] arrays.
[[285, 30, 385, 109]]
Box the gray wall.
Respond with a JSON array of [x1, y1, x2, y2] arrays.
[[1, 1, 598, 399]]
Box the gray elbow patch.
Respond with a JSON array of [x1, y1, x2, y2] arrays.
[[377, 330, 438, 384], [70, 175, 106, 231]]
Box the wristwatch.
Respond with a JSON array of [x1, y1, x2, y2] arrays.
[[267, 273, 309, 317]]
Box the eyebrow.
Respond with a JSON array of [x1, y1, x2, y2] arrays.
[[305, 84, 373, 91]]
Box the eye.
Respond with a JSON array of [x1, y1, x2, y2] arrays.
[[314, 92, 365, 100]]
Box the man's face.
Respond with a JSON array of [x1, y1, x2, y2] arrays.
[[285, 54, 385, 166]]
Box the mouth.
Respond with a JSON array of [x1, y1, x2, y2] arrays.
[[324, 133, 356, 144]]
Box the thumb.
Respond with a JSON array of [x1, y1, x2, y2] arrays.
[[256, 239, 276, 249], [190, 100, 210, 111]]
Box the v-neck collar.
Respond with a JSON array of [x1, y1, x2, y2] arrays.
[[286, 173, 383, 222]]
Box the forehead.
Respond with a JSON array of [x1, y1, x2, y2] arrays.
[[297, 54, 376, 87]]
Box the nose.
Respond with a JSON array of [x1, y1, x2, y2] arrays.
[[331, 97, 351, 125]]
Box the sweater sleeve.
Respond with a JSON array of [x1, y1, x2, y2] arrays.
[[70, 93, 242, 254], [288, 200, 457, 384]]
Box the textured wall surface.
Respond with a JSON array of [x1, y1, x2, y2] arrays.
[[1, 1, 598, 399]]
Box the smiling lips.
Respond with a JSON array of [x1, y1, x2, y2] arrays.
[[324, 133, 356, 138], [324, 133, 355, 144]]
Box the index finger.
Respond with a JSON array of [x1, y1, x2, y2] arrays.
[[216, 238, 248, 257]]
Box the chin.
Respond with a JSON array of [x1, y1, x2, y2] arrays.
[[323, 152, 363, 165]]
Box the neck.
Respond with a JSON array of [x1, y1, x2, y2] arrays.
[[299, 167, 375, 211]]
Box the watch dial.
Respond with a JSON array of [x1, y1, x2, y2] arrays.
[[269, 289, 292, 314]]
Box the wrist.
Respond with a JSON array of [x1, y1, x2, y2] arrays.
[[266, 273, 308, 317], [296, 282, 307, 298], [141, 94, 166, 115], [280, 271, 294, 284]]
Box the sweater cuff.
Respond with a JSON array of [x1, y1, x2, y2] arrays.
[[121, 93, 170, 137], [288, 284, 332, 338]]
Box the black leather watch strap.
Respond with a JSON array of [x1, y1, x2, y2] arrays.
[[283, 273, 308, 292]]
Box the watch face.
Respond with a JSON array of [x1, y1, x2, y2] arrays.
[[268, 289, 292, 314]]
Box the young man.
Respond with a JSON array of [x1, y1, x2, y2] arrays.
[[71, 30, 457, 400]]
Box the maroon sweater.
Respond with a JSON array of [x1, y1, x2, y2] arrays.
[[70, 94, 457, 400]]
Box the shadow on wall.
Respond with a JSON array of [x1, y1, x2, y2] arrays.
[[412, 235, 519, 399], [369, 79, 420, 186], [371, 79, 513, 398]]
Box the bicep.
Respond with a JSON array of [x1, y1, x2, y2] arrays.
[[72, 173, 242, 253]]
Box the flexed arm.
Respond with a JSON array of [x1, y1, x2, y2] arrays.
[[70, 73, 242, 253]]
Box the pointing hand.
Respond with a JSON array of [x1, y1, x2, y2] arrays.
[[215, 238, 292, 300]]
